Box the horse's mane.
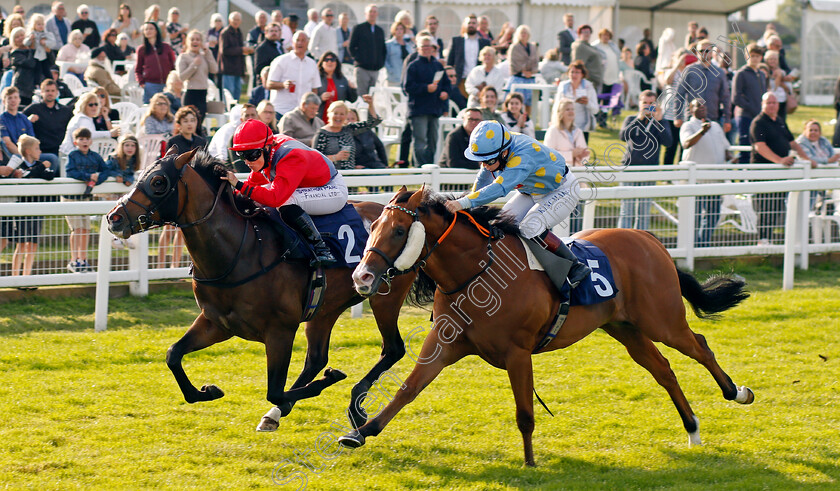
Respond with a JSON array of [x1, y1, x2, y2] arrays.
[[394, 189, 521, 306], [188, 149, 260, 212]]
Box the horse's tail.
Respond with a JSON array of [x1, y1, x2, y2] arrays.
[[676, 268, 749, 319]]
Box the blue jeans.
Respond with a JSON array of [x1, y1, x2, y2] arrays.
[[695, 194, 721, 246], [617, 181, 654, 230], [736, 116, 752, 163], [41, 152, 59, 171], [143, 82, 165, 104], [222, 75, 242, 104], [409, 115, 439, 166]]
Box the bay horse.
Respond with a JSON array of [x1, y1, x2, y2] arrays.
[[339, 187, 753, 466], [106, 147, 415, 430]]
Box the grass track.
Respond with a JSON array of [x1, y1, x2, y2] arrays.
[[1, 263, 839, 489]]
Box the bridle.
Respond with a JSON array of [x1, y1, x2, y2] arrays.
[[114, 156, 285, 286], [114, 156, 226, 235], [366, 203, 500, 296]]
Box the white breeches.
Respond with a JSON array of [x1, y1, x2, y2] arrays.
[[502, 171, 579, 239], [282, 173, 349, 215]]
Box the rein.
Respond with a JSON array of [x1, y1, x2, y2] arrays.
[[371, 205, 501, 296], [120, 161, 289, 287]]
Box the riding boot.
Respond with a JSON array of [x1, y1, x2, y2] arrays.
[[533, 230, 591, 288], [280, 205, 336, 267]]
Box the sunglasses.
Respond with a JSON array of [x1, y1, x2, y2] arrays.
[[236, 149, 264, 162], [98, 94, 106, 98], [482, 156, 500, 167], [87, 102, 99, 107], [323, 57, 337, 62]]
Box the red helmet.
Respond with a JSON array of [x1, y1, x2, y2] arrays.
[[230, 119, 273, 151]]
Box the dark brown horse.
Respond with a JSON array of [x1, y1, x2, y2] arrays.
[[106, 147, 414, 430], [339, 187, 753, 465]]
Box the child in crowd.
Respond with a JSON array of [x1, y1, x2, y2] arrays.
[[63, 127, 115, 272], [106, 134, 142, 186], [9, 135, 54, 284]]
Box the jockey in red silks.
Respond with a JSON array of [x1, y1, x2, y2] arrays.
[[221, 119, 348, 266]]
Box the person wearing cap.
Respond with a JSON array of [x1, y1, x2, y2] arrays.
[[85, 46, 122, 97], [48, 65, 75, 99], [444, 120, 591, 287], [220, 118, 349, 266]]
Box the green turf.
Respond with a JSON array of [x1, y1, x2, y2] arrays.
[[1, 262, 839, 489]]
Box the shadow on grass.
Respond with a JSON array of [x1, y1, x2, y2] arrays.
[[358, 441, 839, 489], [0, 287, 200, 336]]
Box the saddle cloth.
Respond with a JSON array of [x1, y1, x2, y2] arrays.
[[311, 203, 369, 269], [518, 237, 618, 306]]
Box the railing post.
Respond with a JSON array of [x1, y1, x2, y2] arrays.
[[783, 191, 800, 290], [129, 233, 149, 296], [421, 164, 441, 193], [676, 163, 696, 270], [351, 302, 363, 318], [798, 164, 811, 270], [94, 215, 113, 332], [582, 199, 597, 230]]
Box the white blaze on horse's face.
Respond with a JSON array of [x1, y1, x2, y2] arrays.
[[393, 220, 425, 270]]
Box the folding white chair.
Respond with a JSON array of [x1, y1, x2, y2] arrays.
[[62, 73, 94, 97], [138, 134, 167, 169], [90, 138, 117, 159]]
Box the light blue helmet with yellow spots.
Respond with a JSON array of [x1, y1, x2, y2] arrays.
[[464, 120, 512, 162]]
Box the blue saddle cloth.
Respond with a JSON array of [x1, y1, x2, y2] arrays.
[[559, 239, 618, 306], [311, 203, 369, 269]]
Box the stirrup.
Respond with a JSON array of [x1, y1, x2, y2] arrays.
[[567, 262, 591, 289]]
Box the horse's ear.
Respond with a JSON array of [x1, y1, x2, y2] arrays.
[[174, 147, 198, 170], [164, 144, 179, 158], [389, 185, 408, 203], [407, 186, 424, 210]]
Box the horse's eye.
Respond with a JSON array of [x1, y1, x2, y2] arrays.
[[394, 226, 406, 238], [150, 176, 167, 194]]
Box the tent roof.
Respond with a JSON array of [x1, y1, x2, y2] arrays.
[[543, 0, 762, 15], [809, 0, 840, 12]]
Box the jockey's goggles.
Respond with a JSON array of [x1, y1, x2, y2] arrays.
[[236, 148, 264, 162]]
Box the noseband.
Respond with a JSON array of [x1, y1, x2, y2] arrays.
[[366, 204, 499, 296], [115, 158, 225, 234]]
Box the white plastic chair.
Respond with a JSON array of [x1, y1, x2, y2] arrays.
[[90, 138, 117, 159], [223, 88, 235, 110], [124, 86, 144, 107], [207, 80, 221, 102], [138, 134, 167, 169], [623, 69, 657, 108], [718, 194, 759, 234], [62, 74, 94, 97], [113, 103, 143, 135]]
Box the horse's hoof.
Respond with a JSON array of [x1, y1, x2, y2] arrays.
[[325, 368, 347, 383], [735, 386, 755, 405], [199, 384, 225, 401], [256, 416, 279, 432], [338, 430, 365, 448], [525, 460, 537, 467]]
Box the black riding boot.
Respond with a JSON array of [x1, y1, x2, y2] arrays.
[[280, 205, 336, 267], [533, 230, 591, 288]]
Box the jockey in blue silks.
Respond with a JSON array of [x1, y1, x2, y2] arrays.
[[444, 120, 591, 287]]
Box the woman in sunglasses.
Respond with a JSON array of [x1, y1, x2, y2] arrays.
[[444, 120, 591, 288], [59, 92, 121, 155], [221, 119, 349, 266]]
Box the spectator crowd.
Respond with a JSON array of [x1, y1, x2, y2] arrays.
[[0, 3, 832, 278]]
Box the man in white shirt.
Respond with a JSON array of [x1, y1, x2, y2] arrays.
[[308, 8, 338, 61], [303, 9, 319, 38], [267, 31, 321, 116], [680, 98, 731, 247]]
